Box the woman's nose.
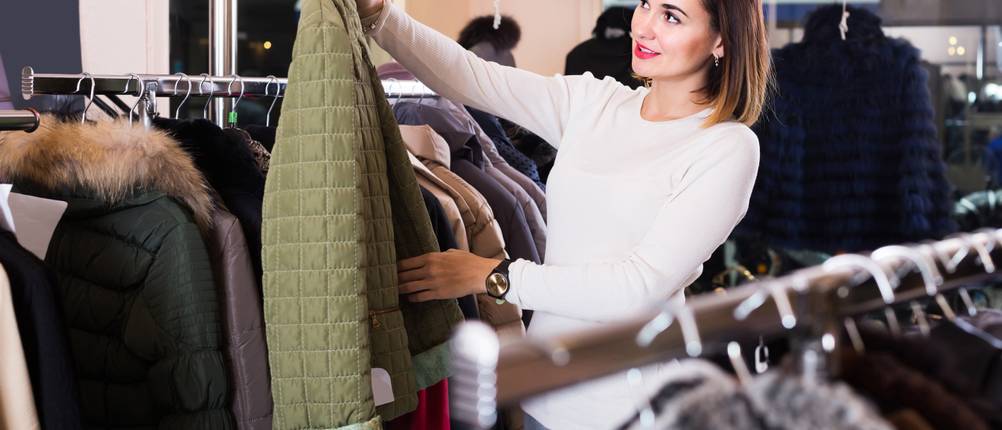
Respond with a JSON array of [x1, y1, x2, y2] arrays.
[[632, 16, 655, 40]]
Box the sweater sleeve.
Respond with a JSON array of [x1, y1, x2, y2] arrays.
[[506, 129, 761, 322], [364, 1, 581, 147]]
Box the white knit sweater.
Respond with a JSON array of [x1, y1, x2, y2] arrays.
[[365, 3, 760, 428]]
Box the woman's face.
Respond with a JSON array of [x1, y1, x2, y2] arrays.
[[631, 0, 723, 84]]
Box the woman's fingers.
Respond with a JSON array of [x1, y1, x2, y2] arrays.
[[399, 280, 432, 295], [397, 266, 429, 283], [397, 254, 429, 272]]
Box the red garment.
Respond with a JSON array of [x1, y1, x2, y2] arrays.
[[386, 379, 450, 430]]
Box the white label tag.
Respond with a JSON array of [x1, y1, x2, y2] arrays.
[[8, 192, 67, 260], [371, 368, 394, 407], [0, 184, 14, 234]]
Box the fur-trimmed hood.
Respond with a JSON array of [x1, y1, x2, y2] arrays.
[[0, 116, 215, 231]]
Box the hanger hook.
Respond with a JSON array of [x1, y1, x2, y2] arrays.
[[871, 245, 945, 336], [227, 74, 245, 108], [824, 254, 897, 304], [727, 342, 754, 387], [199, 73, 213, 119], [964, 232, 996, 273], [733, 279, 798, 329], [127, 74, 145, 125], [839, 0, 850, 41], [74, 73, 96, 124], [225, 74, 245, 126], [870, 245, 943, 296], [824, 254, 901, 336], [265, 75, 281, 127], [929, 237, 971, 274], [636, 301, 702, 357], [386, 78, 402, 104], [173, 73, 192, 119]]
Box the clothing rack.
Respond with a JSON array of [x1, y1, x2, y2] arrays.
[[0, 109, 40, 132], [449, 230, 1002, 428], [21, 67, 436, 108], [21, 67, 288, 100]]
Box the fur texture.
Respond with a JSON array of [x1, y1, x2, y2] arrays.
[[736, 5, 956, 253], [0, 116, 214, 231], [457, 15, 521, 51]]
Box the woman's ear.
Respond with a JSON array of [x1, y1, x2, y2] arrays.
[[713, 36, 724, 60]]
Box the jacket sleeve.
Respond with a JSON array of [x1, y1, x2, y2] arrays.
[[363, 1, 588, 147], [506, 131, 760, 322], [143, 222, 232, 428], [895, 56, 956, 240]]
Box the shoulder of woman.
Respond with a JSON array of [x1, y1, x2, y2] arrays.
[[705, 122, 759, 149]]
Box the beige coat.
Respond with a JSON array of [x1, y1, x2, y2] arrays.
[[0, 264, 41, 430], [408, 151, 470, 252], [400, 125, 525, 339]]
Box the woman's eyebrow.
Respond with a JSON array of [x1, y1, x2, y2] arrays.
[[661, 2, 689, 18]]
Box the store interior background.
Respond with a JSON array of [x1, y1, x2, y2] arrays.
[[162, 0, 1002, 199]]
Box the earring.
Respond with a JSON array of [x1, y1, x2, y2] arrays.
[[713, 54, 720, 67]]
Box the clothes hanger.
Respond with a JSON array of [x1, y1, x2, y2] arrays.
[[871, 245, 946, 336], [838, 0, 850, 41], [126, 73, 145, 125], [265, 75, 280, 127], [634, 299, 703, 356], [173, 73, 192, 119], [824, 254, 901, 336], [226, 74, 245, 127], [732, 278, 800, 373], [73, 73, 96, 124], [199, 73, 213, 119], [492, 0, 501, 30], [727, 342, 754, 387]]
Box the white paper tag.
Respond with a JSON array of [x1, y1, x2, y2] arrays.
[[371, 368, 395, 407], [8, 192, 67, 260], [0, 184, 14, 234]]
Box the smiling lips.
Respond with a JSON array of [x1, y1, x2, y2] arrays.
[[634, 42, 661, 60]]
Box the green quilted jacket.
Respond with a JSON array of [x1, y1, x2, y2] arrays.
[[261, 0, 464, 428], [0, 118, 233, 429]]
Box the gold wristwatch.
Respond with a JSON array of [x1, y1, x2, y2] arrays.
[[485, 260, 513, 302]]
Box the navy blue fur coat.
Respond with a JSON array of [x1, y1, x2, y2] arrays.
[[735, 5, 956, 253]]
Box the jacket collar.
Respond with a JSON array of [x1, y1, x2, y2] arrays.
[[399, 124, 452, 168], [0, 116, 215, 232]]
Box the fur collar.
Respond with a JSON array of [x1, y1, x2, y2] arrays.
[[0, 116, 214, 231]]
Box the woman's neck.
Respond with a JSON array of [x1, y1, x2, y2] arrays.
[[641, 75, 710, 122]]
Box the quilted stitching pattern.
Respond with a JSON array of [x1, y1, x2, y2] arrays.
[[262, 0, 461, 427]]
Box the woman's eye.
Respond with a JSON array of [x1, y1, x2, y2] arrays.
[[640, 0, 650, 9], [665, 13, 680, 23]]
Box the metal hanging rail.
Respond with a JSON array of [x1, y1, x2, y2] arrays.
[[22, 67, 437, 100], [21, 67, 288, 100], [449, 230, 1002, 428], [0, 109, 40, 132]]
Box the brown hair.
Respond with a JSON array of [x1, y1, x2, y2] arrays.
[[635, 0, 773, 127], [701, 0, 772, 127]]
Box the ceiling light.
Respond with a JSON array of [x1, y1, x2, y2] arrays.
[[263, 41, 273, 50]]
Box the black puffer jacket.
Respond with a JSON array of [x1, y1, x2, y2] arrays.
[[0, 117, 233, 429]]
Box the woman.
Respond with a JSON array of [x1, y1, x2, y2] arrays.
[[359, 0, 771, 428]]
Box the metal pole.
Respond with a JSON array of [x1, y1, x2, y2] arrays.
[[209, 0, 237, 126], [0, 109, 40, 132]]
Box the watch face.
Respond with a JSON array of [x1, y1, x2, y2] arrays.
[[488, 273, 509, 296]]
